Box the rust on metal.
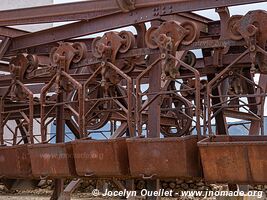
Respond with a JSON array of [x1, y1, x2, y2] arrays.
[[28, 143, 76, 178], [0, 0, 267, 198], [127, 135, 202, 178], [199, 136, 267, 184], [0, 145, 31, 178], [72, 138, 129, 177]]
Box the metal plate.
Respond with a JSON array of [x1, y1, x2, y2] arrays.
[[71, 138, 129, 177], [28, 143, 76, 178], [127, 135, 202, 179], [198, 136, 267, 184], [0, 145, 31, 178]]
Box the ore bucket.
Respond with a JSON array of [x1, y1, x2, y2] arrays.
[[198, 135, 267, 184], [127, 135, 202, 179], [28, 142, 76, 178], [71, 138, 129, 178], [0, 145, 32, 179]]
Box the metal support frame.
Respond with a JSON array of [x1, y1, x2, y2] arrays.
[[1, 0, 267, 196], [0, 79, 34, 145]]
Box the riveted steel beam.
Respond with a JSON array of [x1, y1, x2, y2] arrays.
[[7, 0, 266, 52]]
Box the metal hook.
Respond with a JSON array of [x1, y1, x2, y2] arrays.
[[141, 174, 156, 180]]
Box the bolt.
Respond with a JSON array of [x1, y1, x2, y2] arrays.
[[249, 45, 256, 52], [101, 61, 106, 67], [161, 54, 166, 59]]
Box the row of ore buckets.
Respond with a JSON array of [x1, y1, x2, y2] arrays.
[[0, 135, 267, 184]]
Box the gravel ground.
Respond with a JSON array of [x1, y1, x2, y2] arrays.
[[0, 196, 105, 200], [0, 196, 207, 200], [0, 188, 98, 200], [0, 182, 265, 200], [0, 192, 104, 200], [0, 195, 53, 200]]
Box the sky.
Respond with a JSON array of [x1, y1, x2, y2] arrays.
[[53, 0, 267, 20]]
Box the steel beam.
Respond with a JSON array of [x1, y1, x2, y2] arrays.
[[65, 119, 80, 139], [0, 0, 235, 26], [249, 74, 267, 135], [0, 62, 9, 72], [147, 54, 161, 138], [8, 0, 266, 52], [15, 119, 29, 144], [0, 0, 120, 26], [0, 38, 11, 60], [51, 90, 65, 200], [0, 27, 29, 38], [0, 73, 96, 87], [0, 0, 191, 26], [0, 84, 45, 95]]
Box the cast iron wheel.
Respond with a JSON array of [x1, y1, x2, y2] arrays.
[[160, 82, 193, 137]]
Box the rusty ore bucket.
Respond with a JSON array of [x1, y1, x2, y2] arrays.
[[0, 145, 31, 178], [71, 138, 129, 177], [126, 135, 202, 179], [198, 136, 267, 184], [28, 142, 76, 178]]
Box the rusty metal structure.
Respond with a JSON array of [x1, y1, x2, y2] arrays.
[[0, 0, 267, 199]]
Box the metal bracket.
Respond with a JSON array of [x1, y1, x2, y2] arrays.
[[116, 0, 136, 12]]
